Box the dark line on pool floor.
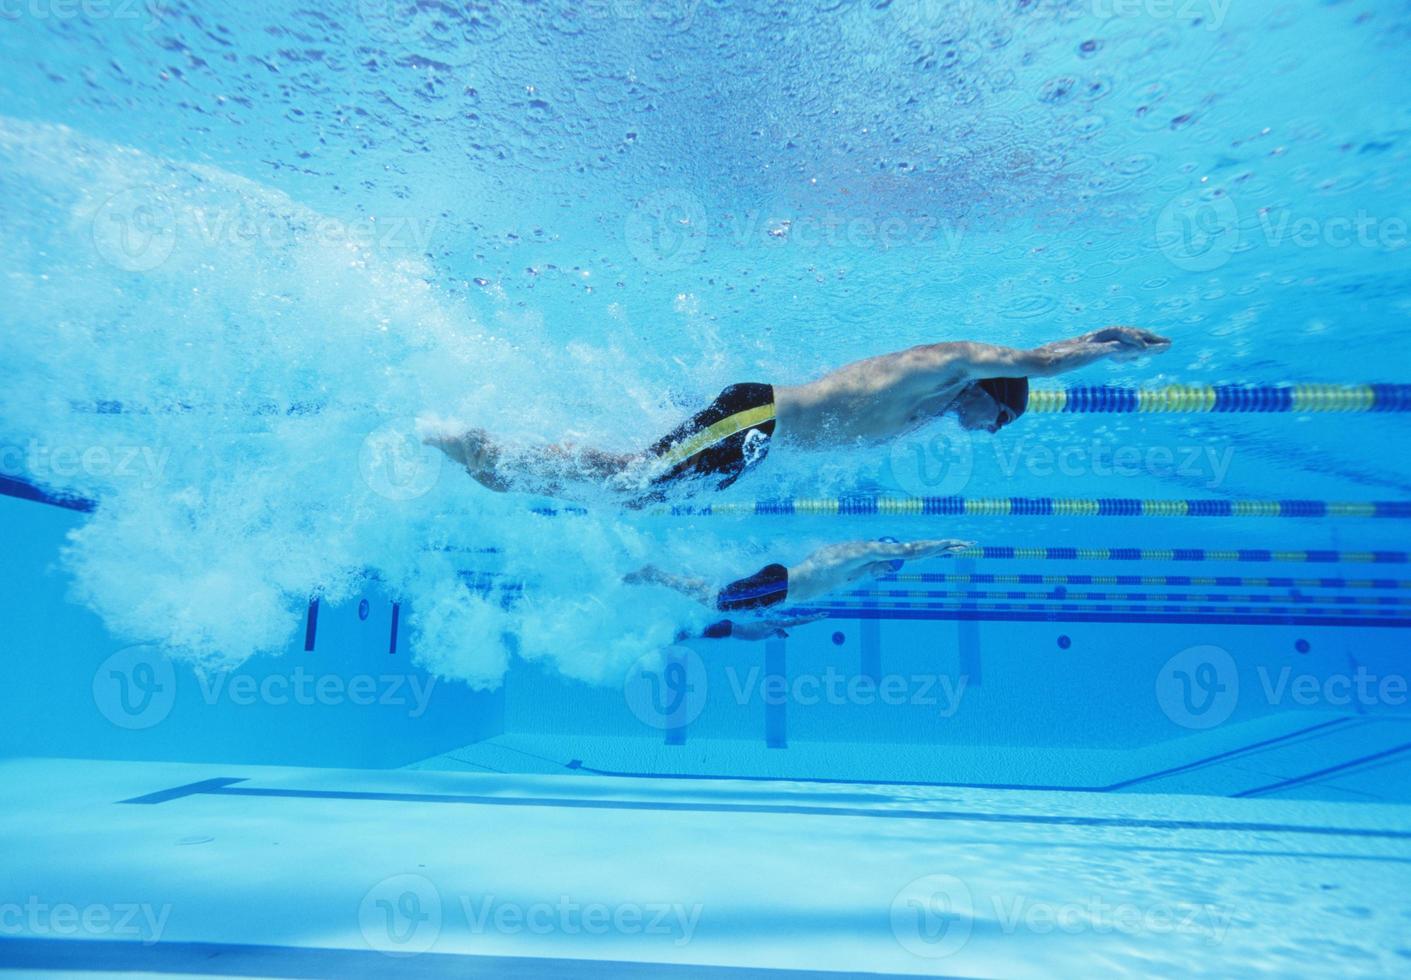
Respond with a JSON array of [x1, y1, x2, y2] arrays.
[[117, 777, 1411, 840], [1233, 742, 1411, 799], [566, 717, 1360, 795], [0, 937, 917, 979]]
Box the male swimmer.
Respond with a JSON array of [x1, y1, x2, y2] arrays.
[[425, 326, 1170, 502], [626, 537, 975, 641]]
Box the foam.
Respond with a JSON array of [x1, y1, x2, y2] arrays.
[[0, 117, 715, 686]]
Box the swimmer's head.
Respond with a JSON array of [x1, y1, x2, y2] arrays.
[[955, 377, 1028, 432], [877, 536, 905, 574]]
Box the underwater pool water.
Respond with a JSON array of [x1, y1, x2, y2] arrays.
[[2, 1, 1410, 976]]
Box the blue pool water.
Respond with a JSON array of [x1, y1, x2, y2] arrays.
[[2, 2, 1411, 976]]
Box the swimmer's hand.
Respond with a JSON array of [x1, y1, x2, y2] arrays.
[[1090, 326, 1171, 362], [905, 538, 976, 559]]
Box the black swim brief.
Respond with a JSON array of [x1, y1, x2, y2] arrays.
[[716, 562, 789, 612], [646, 383, 776, 492]]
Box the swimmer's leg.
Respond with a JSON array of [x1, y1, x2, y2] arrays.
[[624, 565, 715, 606], [424, 427, 638, 497]]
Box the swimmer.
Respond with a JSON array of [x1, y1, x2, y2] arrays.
[[425, 326, 1170, 501], [626, 537, 975, 641]]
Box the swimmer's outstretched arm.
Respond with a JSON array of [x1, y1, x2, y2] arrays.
[[939, 326, 1171, 380], [787, 538, 974, 604], [725, 613, 829, 641]]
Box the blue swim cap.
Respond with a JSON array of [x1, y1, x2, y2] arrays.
[[877, 536, 904, 574]]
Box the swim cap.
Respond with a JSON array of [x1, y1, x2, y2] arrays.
[[976, 377, 1029, 427], [877, 536, 905, 574]]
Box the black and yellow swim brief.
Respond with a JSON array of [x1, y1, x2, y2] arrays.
[[646, 382, 776, 492]]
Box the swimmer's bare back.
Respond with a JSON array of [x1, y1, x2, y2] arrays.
[[424, 326, 1170, 498]]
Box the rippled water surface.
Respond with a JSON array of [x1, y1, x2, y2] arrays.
[[2, 1, 1409, 682]]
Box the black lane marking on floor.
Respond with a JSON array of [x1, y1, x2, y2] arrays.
[[1232, 741, 1411, 799], [0, 937, 923, 979], [569, 717, 1359, 795], [0, 474, 97, 512], [116, 777, 1411, 840], [303, 598, 319, 651]]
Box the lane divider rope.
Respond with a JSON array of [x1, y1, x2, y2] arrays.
[[655, 498, 1411, 519], [1029, 383, 1411, 414]]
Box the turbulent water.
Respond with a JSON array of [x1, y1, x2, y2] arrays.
[[0, 117, 743, 684], [4, 1, 1410, 685]]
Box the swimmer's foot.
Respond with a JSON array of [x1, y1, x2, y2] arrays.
[[423, 427, 510, 492]]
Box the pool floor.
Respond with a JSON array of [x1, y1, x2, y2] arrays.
[[1, 758, 1408, 977]]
